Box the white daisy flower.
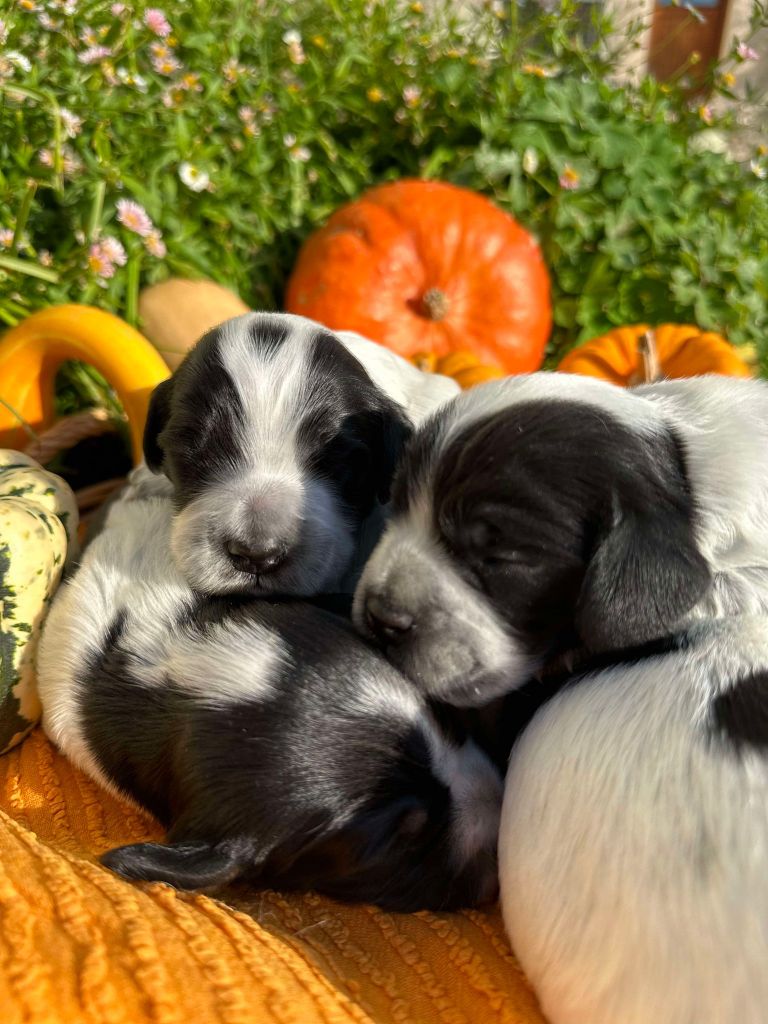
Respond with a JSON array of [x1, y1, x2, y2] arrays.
[[178, 162, 210, 192]]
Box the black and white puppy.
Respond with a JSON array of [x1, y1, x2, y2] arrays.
[[354, 373, 768, 705], [499, 615, 768, 1024], [144, 312, 458, 598], [37, 467, 501, 912]]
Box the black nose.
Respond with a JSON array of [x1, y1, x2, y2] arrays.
[[226, 539, 287, 576], [365, 594, 415, 644]]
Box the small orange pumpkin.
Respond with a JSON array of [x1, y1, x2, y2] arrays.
[[412, 349, 505, 390], [285, 180, 551, 374], [557, 323, 752, 385]]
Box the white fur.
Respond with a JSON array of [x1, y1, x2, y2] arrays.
[[500, 615, 768, 1024], [37, 466, 284, 788]]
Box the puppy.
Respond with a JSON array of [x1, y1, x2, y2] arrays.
[[499, 615, 768, 1024], [37, 467, 501, 911], [144, 312, 458, 598], [354, 373, 768, 705]]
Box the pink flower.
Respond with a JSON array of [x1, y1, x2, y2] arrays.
[[698, 104, 714, 125], [403, 85, 421, 108], [559, 165, 580, 190], [60, 107, 82, 139], [144, 8, 171, 37], [0, 228, 14, 249], [144, 230, 166, 258], [100, 236, 127, 266], [62, 146, 81, 176], [88, 241, 116, 279], [38, 148, 53, 167], [152, 53, 181, 75], [116, 199, 153, 237], [78, 45, 112, 64], [111, 3, 125, 14], [737, 42, 759, 62]]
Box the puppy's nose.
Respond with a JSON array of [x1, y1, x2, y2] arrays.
[[365, 594, 415, 645], [226, 539, 287, 576]]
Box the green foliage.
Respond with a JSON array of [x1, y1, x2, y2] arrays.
[[1, 0, 767, 386]]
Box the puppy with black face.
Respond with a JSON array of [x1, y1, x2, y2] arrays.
[[38, 468, 501, 912], [354, 373, 768, 705], [144, 312, 457, 597]]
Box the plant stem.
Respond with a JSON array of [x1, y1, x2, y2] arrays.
[[87, 180, 106, 242], [125, 253, 141, 326], [11, 181, 38, 256], [0, 254, 60, 283]]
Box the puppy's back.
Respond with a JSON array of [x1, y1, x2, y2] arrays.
[[500, 615, 768, 1024]]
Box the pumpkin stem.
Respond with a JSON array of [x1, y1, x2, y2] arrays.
[[421, 287, 449, 322], [636, 329, 660, 385]]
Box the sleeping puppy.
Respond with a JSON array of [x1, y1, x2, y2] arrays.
[[499, 616, 768, 1024], [354, 372, 768, 706], [144, 311, 458, 598], [37, 467, 501, 911]]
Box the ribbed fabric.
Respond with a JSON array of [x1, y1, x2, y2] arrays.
[[0, 729, 545, 1024]]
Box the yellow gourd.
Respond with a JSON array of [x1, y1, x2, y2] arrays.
[[412, 349, 505, 389], [0, 450, 77, 753], [0, 305, 170, 463]]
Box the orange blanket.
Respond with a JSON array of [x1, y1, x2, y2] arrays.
[[0, 729, 545, 1024]]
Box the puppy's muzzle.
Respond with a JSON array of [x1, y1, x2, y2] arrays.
[[364, 593, 415, 645]]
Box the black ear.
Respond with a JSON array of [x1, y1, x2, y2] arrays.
[[367, 402, 413, 503], [576, 507, 711, 653], [143, 378, 174, 473], [101, 838, 249, 891]]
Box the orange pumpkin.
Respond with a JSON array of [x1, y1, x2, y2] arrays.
[[285, 180, 551, 374], [557, 323, 752, 385]]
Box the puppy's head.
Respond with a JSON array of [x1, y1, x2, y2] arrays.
[[144, 313, 411, 597], [100, 605, 502, 911], [354, 374, 712, 706]]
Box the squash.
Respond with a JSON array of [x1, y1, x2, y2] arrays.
[[0, 305, 170, 463], [557, 324, 752, 385], [139, 278, 250, 369], [0, 451, 77, 754], [412, 349, 505, 389], [285, 180, 551, 374]]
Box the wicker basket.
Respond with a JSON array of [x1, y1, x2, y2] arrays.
[[23, 408, 127, 535]]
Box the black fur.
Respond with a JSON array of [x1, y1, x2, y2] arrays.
[[296, 330, 411, 513], [144, 321, 411, 517], [82, 600, 495, 912], [143, 327, 246, 493], [711, 669, 768, 752], [426, 400, 709, 662]]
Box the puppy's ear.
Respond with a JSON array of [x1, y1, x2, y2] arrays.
[[101, 837, 252, 891], [367, 402, 413, 503], [576, 505, 711, 653], [143, 378, 174, 473]]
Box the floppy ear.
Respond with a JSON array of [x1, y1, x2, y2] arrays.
[[366, 402, 413, 503], [101, 837, 252, 891], [576, 506, 711, 653], [142, 378, 174, 473]]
